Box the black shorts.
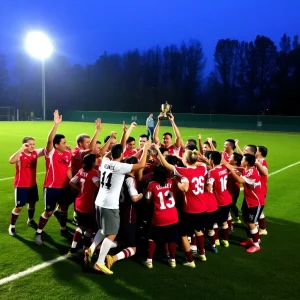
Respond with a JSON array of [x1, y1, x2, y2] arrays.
[[205, 210, 219, 230], [241, 200, 264, 224], [149, 223, 178, 244], [118, 223, 137, 247], [44, 187, 72, 212], [180, 212, 206, 236], [76, 211, 97, 230], [218, 204, 231, 223], [14, 185, 39, 207]]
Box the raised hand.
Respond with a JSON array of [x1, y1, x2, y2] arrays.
[[198, 134, 202, 140], [122, 121, 128, 132], [143, 141, 151, 150], [168, 113, 174, 121], [131, 122, 137, 127], [235, 139, 239, 147], [95, 118, 103, 131], [110, 131, 117, 139], [53, 110, 62, 125], [22, 143, 30, 150]]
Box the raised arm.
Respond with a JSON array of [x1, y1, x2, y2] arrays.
[[168, 114, 182, 148], [125, 122, 137, 141], [207, 138, 216, 151], [224, 163, 245, 184], [198, 134, 203, 155], [9, 143, 29, 164], [235, 139, 243, 155], [255, 160, 268, 176], [153, 144, 174, 172], [153, 115, 162, 144], [88, 118, 103, 152], [131, 142, 151, 171], [100, 132, 116, 157], [46, 110, 62, 153], [120, 121, 128, 149]]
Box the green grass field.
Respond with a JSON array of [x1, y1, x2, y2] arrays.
[[0, 121, 300, 300]]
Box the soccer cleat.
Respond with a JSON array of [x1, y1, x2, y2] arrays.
[[94, 263, 113, 275], [168, 259, 176, 268], [221, 240, 230, 248], [35, 233, 43, 245], [84, 248, 92, 267], [240, 239, 254, 247], [233, 219, 242, 224], [8, 226, 16, 237], [259, 229, 268, 236], [67, 248, 77, 257], [193, 253, 207, 262], [27, 219, 38, 229], [105, 255, 114, 269], [211, 246, 218, 253], [143, 261, 153, 269], [183, 261, 196, 268], [215, 239, 220, 246], [246, 245, 260, 253]]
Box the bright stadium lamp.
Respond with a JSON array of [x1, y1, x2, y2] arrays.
[[25, 31, 54, 121]]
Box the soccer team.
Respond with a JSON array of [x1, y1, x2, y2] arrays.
[[8, 110, 269, 275]]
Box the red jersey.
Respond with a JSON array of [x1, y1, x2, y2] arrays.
[[167, 144, 184, 157], [94, 157, 102, 171], [123, 148, 138, 158], [204, 191, 218, 213], [207, 165, 232, 206], [146, 179, 178, 226], [174, 165, 207, 213], [14, 149, 44, 188], [71, 146, 85, 176], [120, 175, 139, 223], [44, 148, 71, 188], [241, 167, 264, 208], [221, 152, 231, 162], [71, 168, 99, 214], [227, 167, 241, 198], [257, 158, 268, 197]]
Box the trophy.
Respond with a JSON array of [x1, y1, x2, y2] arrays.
[[159, 101, 172, 121]]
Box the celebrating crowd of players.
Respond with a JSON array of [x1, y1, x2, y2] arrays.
[[8, 110, 269, 275]]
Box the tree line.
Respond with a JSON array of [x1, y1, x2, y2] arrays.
[[0, 33, 300, 117]]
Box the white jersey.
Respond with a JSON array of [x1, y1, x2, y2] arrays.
[[95, 157, 133, 209]]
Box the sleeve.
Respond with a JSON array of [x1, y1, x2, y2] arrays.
[[70, 174, 79, 184], [36, 148, 45, 158], [174, 166, 186, 177], [207, 170, 215, 185], [241, 170, 256, 186], [261, 160, 268, 170], [102, 157, 110, 164], [126, 177, 139, 197], [92, 176, 100, 183], [119, 162, 133, 174], [181, 177, 189, 183], [45, 147, 55, 158], [145, 183, 153, 200]]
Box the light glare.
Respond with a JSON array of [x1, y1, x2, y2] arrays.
[[25, 31, 53, 59]]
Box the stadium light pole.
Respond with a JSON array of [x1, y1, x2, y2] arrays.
[[25, 31, 53, 121]]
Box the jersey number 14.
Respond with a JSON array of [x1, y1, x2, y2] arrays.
[[101, 172, 113, 189]]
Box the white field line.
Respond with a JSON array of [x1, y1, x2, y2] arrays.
[[0, 172, 45, 182], [0, 160, 299, 286]]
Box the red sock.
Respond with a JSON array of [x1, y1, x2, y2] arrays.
[[228, 219, 233, 229], [147, 240, 156, 259], [191, 235, 197, 246], [208, 231, 216, 246], [214, 227, 219, 240], [71, 228, 83, 248], [164, 243, 169, 255], [259, 218, 266, 230], [37, 214, 49, 231], [184, 251, 193, 262], [250, 228, 260, 245], [195, 235, 205, 255], [222, 224, 229, 241], [10, 210, 19, 225], [168, 242, 176, 259]]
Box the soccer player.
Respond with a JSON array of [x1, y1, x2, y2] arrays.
[[144, 165, 179, 269], [255, 146, 269, 235], [8, 137, 44, 236], [202, 140, 217, 156], [84, 141, 151, 275], [227, 152, 243, 224], [35, 110, 72, 245], [206, 151, 232, 247], [94, 141, 102, 170], [155, 145, 207, 266], [123, 137, 138, 158], [224, 154, 264, 253], [68, 154, 100, 254], [137, 134, 148, 151], [146, 113, 155, 142], [105, 156, 143, 269], [222, 139, 236, 162], [153, 113, 184, 156]]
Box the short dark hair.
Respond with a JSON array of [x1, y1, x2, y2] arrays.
[[232, 153, 243, 166], [76, 134, 90, 145], [257, 146, 268, 157], [53, 134, 65, 147], [111, 144, 123, 159], [163, 132, 172, 139], [104, 135, 110, 143], [153, 165, 168, 187], [82, 153, 96, 172], [243, 154, 256, 166], [225, 139, 236, 150], [139, 134, 148, 140], [187, 139, 197, 146], [204, 140, 217, 148], [124, 156, 138, 164], [126, 136, 135, 144], [165, 155, 178, 166], [186, 144, 198, 151], [96, 141, 101, 145], [203, 141, 211, 147], [22, 136, 34, 144], [204, 151, 213, 159], [209, 151, 221, 165], [246, 145, 257, 155], [159, 147, 169, 154]]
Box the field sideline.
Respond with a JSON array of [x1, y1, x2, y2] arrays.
[[0, 121, 300, 300]]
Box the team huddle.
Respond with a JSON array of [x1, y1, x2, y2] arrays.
[[8, 110, 269, 275]]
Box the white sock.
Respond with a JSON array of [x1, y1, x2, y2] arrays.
[[110, 241, 118, 248], [116, 247, 135, 261], [90, 230, 105, 255], [97, 238, 114, 265]]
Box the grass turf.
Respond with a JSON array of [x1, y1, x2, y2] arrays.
[[0, 121, 300, 300]]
